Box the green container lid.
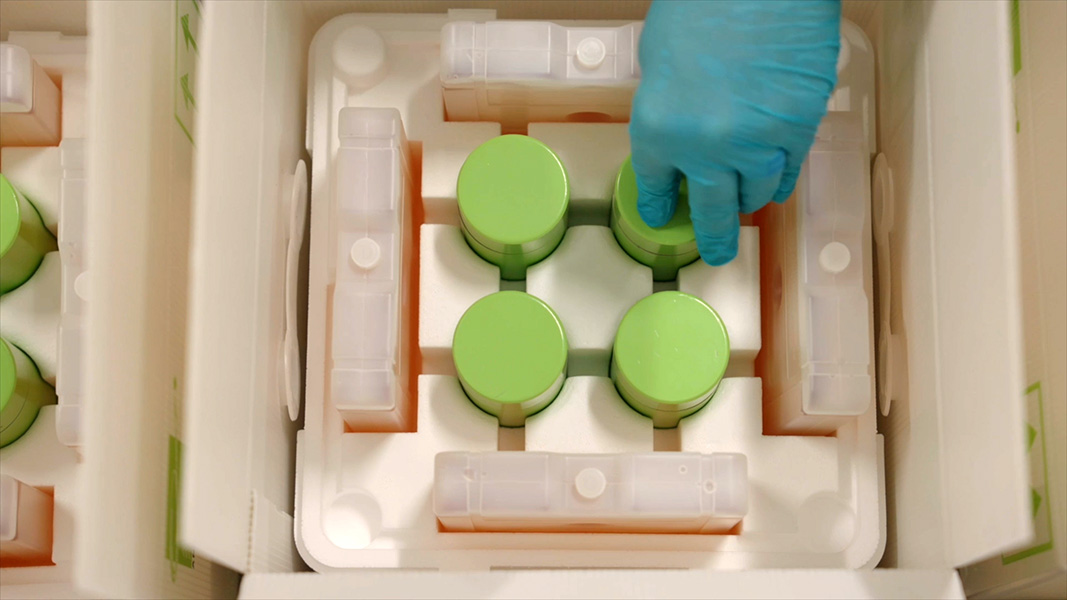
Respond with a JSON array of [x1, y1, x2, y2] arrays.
[[1, 338, 56, 448], [1, 174, 56, 294], [453, 291, 568, 427], [611, 291, 729, 428], [611, 157, 699, 281], [457, 135, 569, 280]]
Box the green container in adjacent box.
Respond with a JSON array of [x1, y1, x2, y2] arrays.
[[457, 135, 569, 280], [611, 157, 700, 281], [611, 291, 730, 428], [452, 291, 568, 427], [1, 338, 56, 448], [1, 174, 56, 294]]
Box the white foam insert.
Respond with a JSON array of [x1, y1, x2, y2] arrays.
[[0, 147, 61, 235], [421, 123, 501, 226], [0, 252, 61, 383], [678, 226, 761, 378], [527, 226, 651, 377], [527, 123, 632, 225], [679, 378, 882, 560], [526, 376, 653, 454], [418, 224, 499, 375], [310, 376, 497, 557], [301, 13, 883, 572]]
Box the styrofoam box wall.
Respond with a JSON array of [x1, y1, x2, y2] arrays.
[[0, 0, 1031, 599]]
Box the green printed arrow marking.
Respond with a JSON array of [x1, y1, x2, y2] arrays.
[[181, 13, 198, 54], [173, 0, 198, 145], [180, 74, 195, 110], [1002, 381, 1054, 565]]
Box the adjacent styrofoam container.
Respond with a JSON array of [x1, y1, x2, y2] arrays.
[[176, 0, 1032, 598], [0, 30, 96, 599], [1, 2, 238, 599]]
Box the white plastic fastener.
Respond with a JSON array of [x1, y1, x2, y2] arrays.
[[575, 467, 607, 500], [818, 241, 851, 274], [350, 237, 381, 270], [575, 37, 607, 70]]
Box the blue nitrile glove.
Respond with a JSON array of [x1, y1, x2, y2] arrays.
[[630, 0, 841, 266]]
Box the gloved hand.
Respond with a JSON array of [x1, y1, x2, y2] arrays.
[[630, 0, 841, 266]]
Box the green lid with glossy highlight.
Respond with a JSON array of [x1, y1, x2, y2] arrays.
[[457, 135, 568, 279], [453, 291, 568, 426], [611, 291, 729, 427]]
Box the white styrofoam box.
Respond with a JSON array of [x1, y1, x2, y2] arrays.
[[960, 1, 1067, 597], [0, 42, 34, 112], [435, 451, 747, 534], [678, 226, 761, 378], [177, 1, 1033, 597], [328, 108, 414, 432], [872, 0, 1030, 570], [418, 224, 498, 376], [0, 147, 60, 235], [55, 138, 86, 448], [756, 112, 874, 436], [181, 0, 303, 582], [526, 376, 653, 454], [527, 123, 630, 226], [441, 21, 641, 132], [0, 251, 60, 383], [421, 123, 500, 226], [527, 226, 651, 377]]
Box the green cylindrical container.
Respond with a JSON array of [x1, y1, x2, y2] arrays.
[[1, 174, 56, 294], [1, 338, 56, 448], [457, 135, 569, 280], [611, 157, 699, 281], [611, 291, 729, 428], [452, 291, 568, 427]]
